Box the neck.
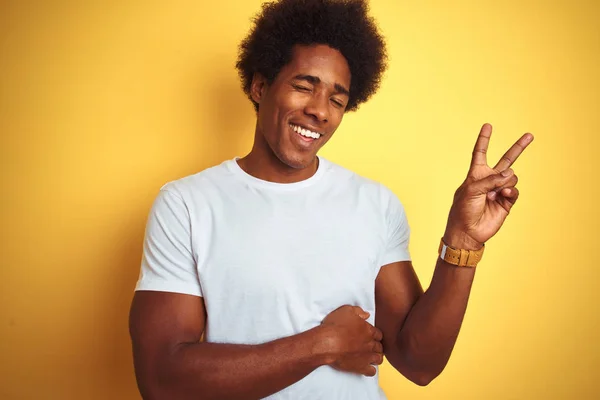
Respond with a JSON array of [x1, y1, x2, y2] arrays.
[[237, 126, 319, 184]]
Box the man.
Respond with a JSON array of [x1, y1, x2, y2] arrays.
[[129, 0, 533, 399]]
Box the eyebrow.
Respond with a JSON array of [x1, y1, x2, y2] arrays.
[[293, 74, 350, 97]]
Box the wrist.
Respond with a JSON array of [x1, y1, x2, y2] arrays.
[[310, 325, 338, 367], [442, 230, 483, 251]]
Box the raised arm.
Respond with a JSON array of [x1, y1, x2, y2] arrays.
[[376, 123, 534, 386]]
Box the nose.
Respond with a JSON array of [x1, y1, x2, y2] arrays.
[[304, 93, 329, 123]]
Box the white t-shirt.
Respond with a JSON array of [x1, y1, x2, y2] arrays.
[[136, 156, 411, 399]]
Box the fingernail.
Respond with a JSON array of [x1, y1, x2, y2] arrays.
[[501, 169, 513, 177]]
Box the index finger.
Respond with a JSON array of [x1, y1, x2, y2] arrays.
[[470, 123, 493, 169], [493, 133, 534, 171]]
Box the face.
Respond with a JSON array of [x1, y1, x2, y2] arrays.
[[251, 44, 351, 170]]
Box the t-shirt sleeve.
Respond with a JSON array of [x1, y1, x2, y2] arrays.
[[379, 186, 412, 266], [135, 188, 203, 297]]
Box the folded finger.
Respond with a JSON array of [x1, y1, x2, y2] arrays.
[[372, 341, 383, 354], [363, 365, 377, 377], [371, 353, 384, 365], [504, 186, 520, 204], [487, 174, 519, 200], [371, 327, 383, 341]]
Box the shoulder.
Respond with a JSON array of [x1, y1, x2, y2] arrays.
[[144, 160, 239, 223], [323, 158, 404, 210], [322, 158, 380, 191], [158, 159, 235, 201]]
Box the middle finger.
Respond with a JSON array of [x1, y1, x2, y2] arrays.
[[493, 133, 534, 171]]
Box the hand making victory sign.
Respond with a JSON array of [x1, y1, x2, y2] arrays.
[[443, 123, 534, 250]]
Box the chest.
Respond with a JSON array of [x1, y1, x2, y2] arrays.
[[196, 190, 386, 316]]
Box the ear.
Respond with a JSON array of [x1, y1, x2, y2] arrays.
[[250, 72, 268, 105]]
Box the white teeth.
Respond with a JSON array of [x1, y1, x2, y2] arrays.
[[290, 124, 321, 139]]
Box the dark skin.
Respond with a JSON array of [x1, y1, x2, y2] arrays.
[[130, 44, 534, 398], [237, 44, 351, 182]]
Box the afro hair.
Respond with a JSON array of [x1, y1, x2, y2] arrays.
[[236, 0, 388, 112]]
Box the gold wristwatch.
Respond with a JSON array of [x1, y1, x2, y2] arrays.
[[438, 238, 485, 267]]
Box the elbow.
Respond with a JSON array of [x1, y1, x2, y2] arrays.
[[396, 365, 439, 387], [133, 363, 180, 400], [135, 381, 160, 400], [408, 371, 438, 387], [135, 372, 208, 400], [386, 349, 443, 387], [134, 371, 170, 400], [391, 333, 448, 386], [135, 369, 216, 400], [136, 379, 197, 400]]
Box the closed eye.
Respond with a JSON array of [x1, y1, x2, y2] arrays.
[[331, 98, 344, 108], [292, 84, 311, 92]]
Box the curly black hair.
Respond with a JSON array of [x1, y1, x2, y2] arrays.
[[236, 0, 388, 112]]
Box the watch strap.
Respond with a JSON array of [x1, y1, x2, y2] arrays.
[[438, 238, 484, 267]]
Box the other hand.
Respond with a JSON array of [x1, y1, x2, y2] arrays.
[[320, 305, 384, 377]]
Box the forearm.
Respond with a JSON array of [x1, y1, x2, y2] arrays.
[[140, 326, 333, 400], [389, 234, 479, 385]]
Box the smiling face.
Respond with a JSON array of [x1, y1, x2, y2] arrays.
[[249, 44, 351, 174]]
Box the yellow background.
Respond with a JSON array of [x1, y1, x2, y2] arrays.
[[1, 0, 598, 399]]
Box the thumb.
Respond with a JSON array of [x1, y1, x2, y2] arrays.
[[354, 306, 370, 319], [472, 169, 514, 194]]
